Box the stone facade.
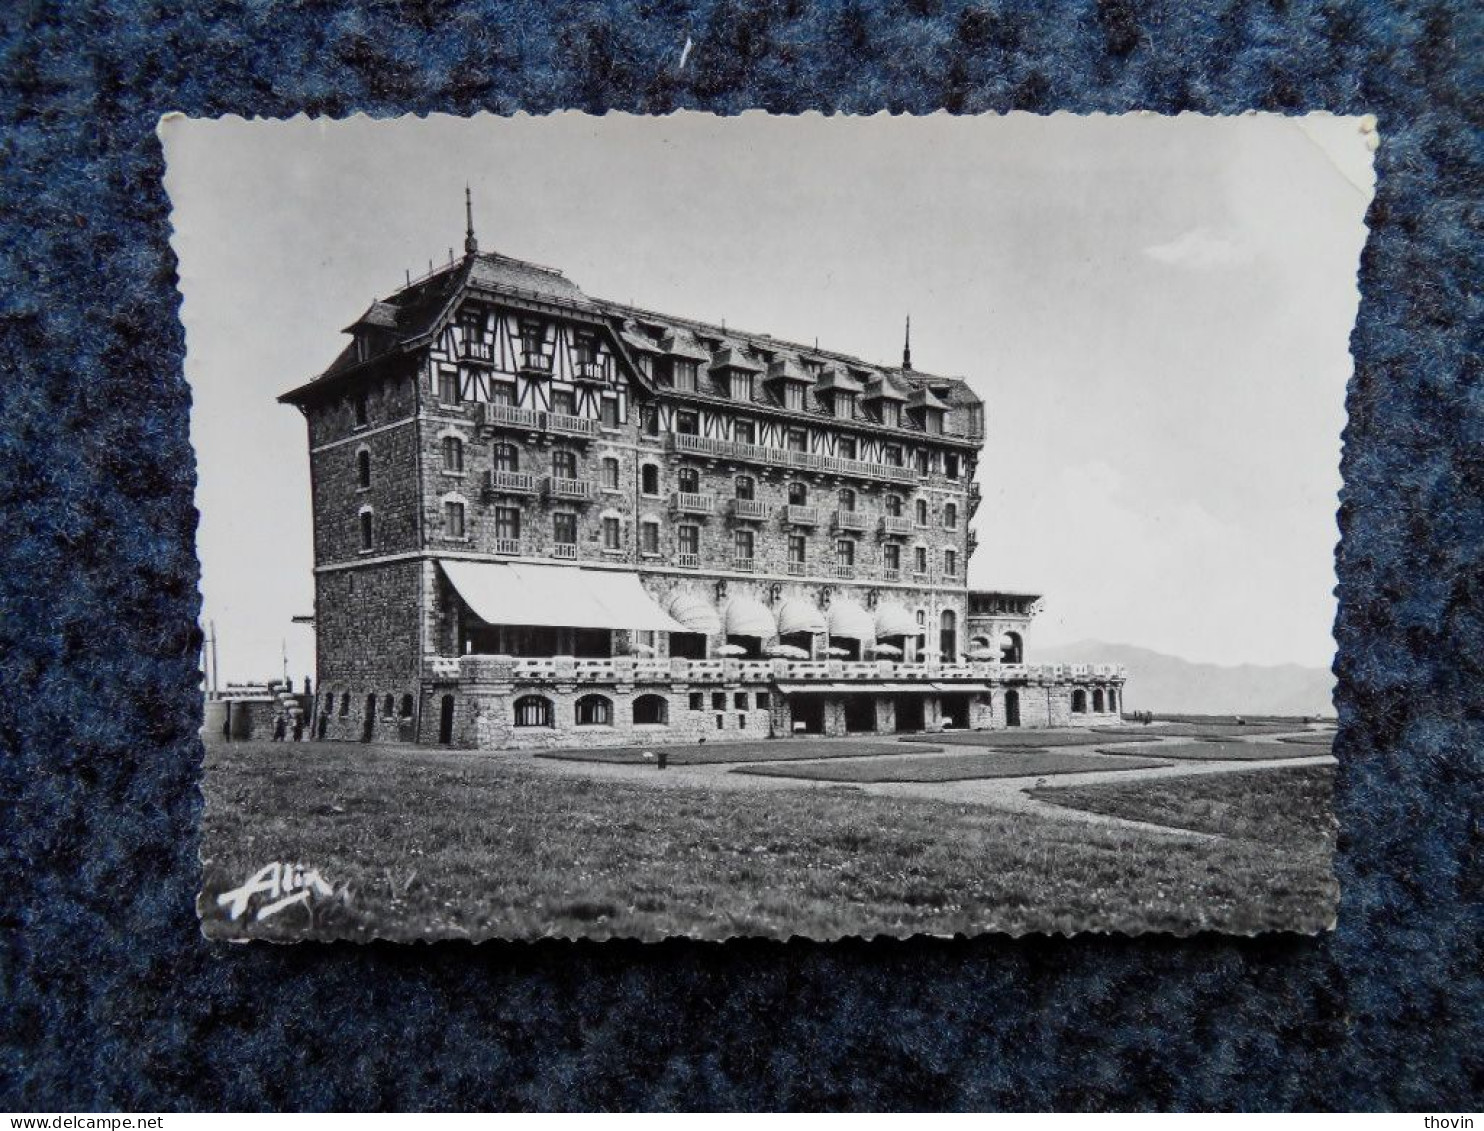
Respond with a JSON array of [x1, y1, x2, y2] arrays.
[[283, 242, 1125, 751]]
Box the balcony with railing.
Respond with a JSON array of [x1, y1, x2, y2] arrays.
[[676, 553, 701, 569], [457, 339, 495, 365], [786, 560, 808, 576], [834, 510, 867, 533], [550, 543, 578, 560], [912, 571, 932, 585], [732, 557, 756, 573], [666, 432, 916, 484], [880, 515, 913, 537], [731, 498, 772, 521], [882, 567, 902, 583], [545, 411, 601, 438], [670, 492, 715, 516], [571, 358, 608, 384], [425, 653, 1127, 688], [784, 505, 821, 526], [519, 350, 554, 376], [478, 402, 543, 431], [544, 476, 597, 502], [485, 469, 537, 495], [493, 538, 522, 556], [830, 562, 857, 580]]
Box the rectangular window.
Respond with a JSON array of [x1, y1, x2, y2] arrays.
[[603, 516, 621, 550], [884, 445, 903, 467], [884, 543, 901, 569], [730, 373, 754, 401], [494, 444, 519, 472], [733, 420, 755, 445], [495, 507, 520, 540], [437, 370, 459, 405], [784, 384, 804, 411], [916, 450, 931, 475], [676, 411, 699, 436], [359, 511, 373, 551], [837, 437, 857, 460], [712, 692, 726, 711], [551, 389, 575, 416], [679, 525, 699, 555], [489, 381, 515, 406], [355, 392, 370, 425], [553, 449, 577, 479], [945, 453, 960, 478], [734, 530, 754, 560], [882, 402, 900, 429], [755, 692, 770, 710], [944, 550, 957, 577], [601, 457, 620, 490], [836, 539, 855, 565], [445, 501, 465, 539], [600, 398, 619, 428], [674, 361, 698, 392], [734, 692, 747, 710], [787, 429, 808, 453], [689, 692, 704, 711], [553, 512, 578, 545], [915, 546, 928, 572], [788, 534, 806, 564], [641, 522, 659, 555]]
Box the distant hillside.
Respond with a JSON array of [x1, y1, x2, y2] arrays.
[[1033, 641, 1336, 717]]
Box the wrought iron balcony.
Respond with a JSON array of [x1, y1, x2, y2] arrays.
[[834, 510, 867, 532], [732, 557, 757, 573], [831, 563, 857, 580], [666, 433, 916, 484], [550, 543, 578, 560], [670, 492, 715, 516], [676, 553, 701, 569], [880, 515, 913, 537], [493, 538, 522, 556], [731, 498, 772, 521], [784, 505, 821, 526], [484, 469, 537, 495], [544, 476, 597, 502], [786, 560, 807, 576], [882, 567, 902, 583]]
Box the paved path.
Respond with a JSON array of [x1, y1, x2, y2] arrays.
[[517, 727, 1336, 840]]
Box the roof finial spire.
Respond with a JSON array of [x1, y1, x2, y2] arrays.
[[902, 315, 913, 371], [464, 185, 478, 256]]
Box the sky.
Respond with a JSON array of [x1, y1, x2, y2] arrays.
[[162, 111, 1374, 684]]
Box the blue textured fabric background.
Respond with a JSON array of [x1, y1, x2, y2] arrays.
[[2, 0, 1481, 1111]]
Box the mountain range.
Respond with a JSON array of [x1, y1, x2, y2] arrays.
[[1033, 640, 1336, 717]]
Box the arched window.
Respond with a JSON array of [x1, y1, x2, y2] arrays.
[[640, 464, 660, 495], [939, 609, 957, 662], [399, 693, 414, 718], [323, 692, 335, 715], [1093, 688, 1105, 713], [735, 475, 755, 501], [1072, 689, 1088, 713], [575, 694, 612, 726], [442, 435, 464, 473], [677, 466, 700, 493], [356, 448, 371, 489], [1000, 631, 1023, 664], [788, 481, 808, 506], [838, 487, 856, 512], [494, 443, 520, 472], [885, 494, 903, 517], [382, 693, 395, 717], [633, 694, 669, 725], [552, 449, 577, 479], [514, 695, 553, 728], [338, 692, 350, 717]]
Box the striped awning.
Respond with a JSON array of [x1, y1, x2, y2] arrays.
[[874, 601, 921, 639], [776, 599, 826, 637], [723, 596, 776, 638], [826, 599, 875, 641], [442, 561, 688, 633], [665, 590, 722, 635]]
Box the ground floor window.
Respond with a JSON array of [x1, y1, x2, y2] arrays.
[[634, 694, 668, 724], [400, 694, 414, 718], [1093, 688, 1105, 712], [575, 694, 612, 726], [1072, 689, 1088, 713], [514, 695, 553, 727]]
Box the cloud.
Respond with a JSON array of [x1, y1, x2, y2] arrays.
[[1142, 226, 1254, 270]]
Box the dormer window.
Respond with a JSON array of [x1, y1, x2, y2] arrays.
[[730, 371, 754, 402], [783, 383, 805, 411], [833, 391, 856, 421], [881, 402, 901, 428], [674, 360, 698, 392]]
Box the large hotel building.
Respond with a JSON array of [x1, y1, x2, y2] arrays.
[[282, 211, 1125, 749]]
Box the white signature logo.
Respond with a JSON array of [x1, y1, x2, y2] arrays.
[[217, 862, 336, 922]]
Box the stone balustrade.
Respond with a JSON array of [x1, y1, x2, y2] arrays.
[[424, 654, 1126, 686]]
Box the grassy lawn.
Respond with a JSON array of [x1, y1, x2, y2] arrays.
[[1277, 733, 1336, 748], [1143, 714, 1334, 727], [901, 730, 1149, 749], [733, 750, 1171, 784], [1095, 723, 1299, 738], [1097, 741, 1327, 761], [1031, 765, 1337, 847], [536, 738, 936, 765], [200, 739, 1336, 940]]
